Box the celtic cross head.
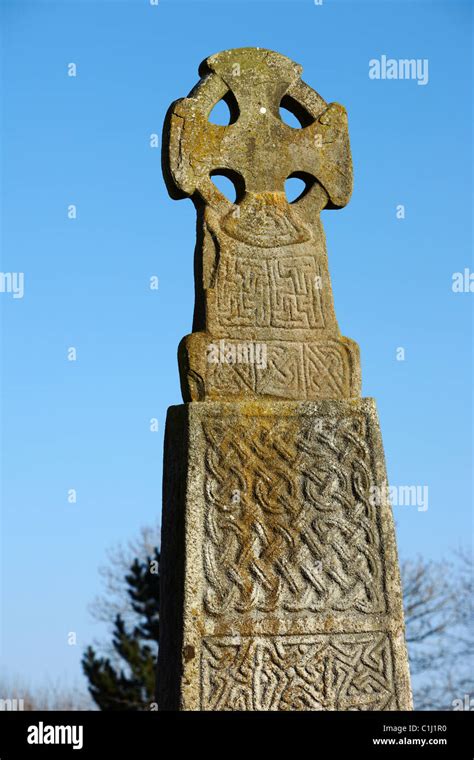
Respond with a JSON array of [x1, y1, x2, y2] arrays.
[[163, 48, 361, 402]]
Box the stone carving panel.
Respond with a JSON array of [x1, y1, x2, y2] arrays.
[[179, 334, 361, 401], [202, 411, 386, 617], [215, 256, 325, 330], [201, 633, 397, 711]]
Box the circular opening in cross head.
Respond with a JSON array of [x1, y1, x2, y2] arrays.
[[279, 94, 314, 129], [209, 169, 245, 203], [284, 172, 315, 203], [208, 90, 239, 126]]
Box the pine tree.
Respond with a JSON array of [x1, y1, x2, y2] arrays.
[[82, 548, 160, 711]]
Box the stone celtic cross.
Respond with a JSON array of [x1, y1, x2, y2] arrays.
[[157, 48, 412, 712]]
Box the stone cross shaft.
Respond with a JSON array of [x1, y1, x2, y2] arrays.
[[157, 48, 412, 712]]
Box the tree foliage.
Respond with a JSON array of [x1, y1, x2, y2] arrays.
[[82, 548, 159, 711]]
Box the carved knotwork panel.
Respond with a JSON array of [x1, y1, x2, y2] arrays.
[[202, 411, 386, 617], [214, 255, 325, 330], [201, 633, 397, 711]]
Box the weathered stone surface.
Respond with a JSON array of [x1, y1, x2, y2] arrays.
[[157, 400, 412, 710], [157, 47, 412, 711]]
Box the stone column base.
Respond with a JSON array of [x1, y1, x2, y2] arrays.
[[157, 399, 413, 711]]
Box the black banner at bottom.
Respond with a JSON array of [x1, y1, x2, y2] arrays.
[[0, 709, 472, 757]]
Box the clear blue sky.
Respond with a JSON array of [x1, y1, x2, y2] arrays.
[[1, 0, 472, 693]]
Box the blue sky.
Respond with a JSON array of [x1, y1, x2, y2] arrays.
[[0, 0, 472, 693]]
